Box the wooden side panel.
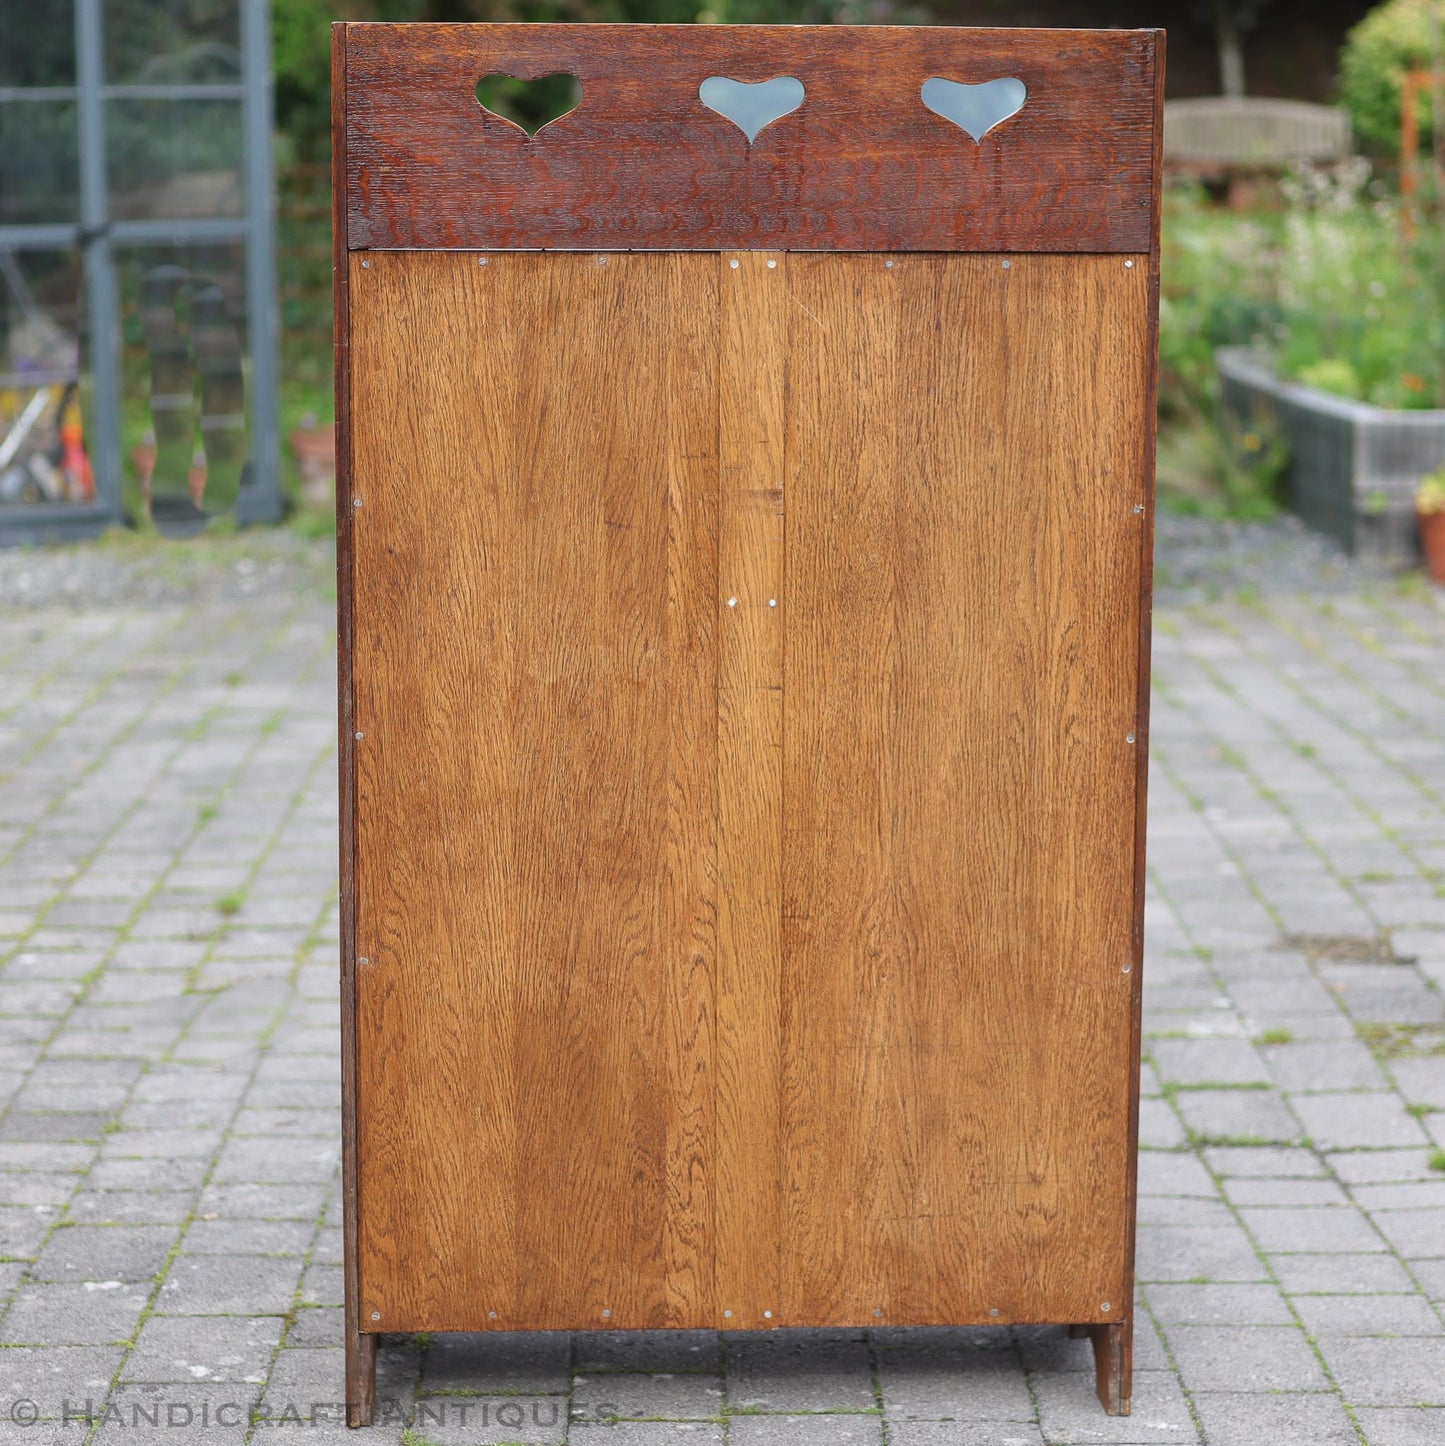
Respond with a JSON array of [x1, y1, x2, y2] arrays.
[[780, 253, 1150, 1326], [350, 251, 719, 1331], [343, 23, 1160, 254], [714, 252, 787, 1326]]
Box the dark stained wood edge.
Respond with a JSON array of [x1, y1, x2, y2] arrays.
[[1089, 1320, 1133, 1414], [342, 23, 1161, 254], [334, 21, 376, 1432], [1115, 29, 1166, 1411]]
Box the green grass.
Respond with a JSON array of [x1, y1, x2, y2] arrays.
[[1258, 1028, 1295, 1046], [215, 891, 245, 917], [1358, 1023, 1445, 1060], [1429, 1150, 1445, 1174]]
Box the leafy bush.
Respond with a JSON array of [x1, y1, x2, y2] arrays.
[[1340, 0, 1445, 152], [1275, 159, 1445, 409]]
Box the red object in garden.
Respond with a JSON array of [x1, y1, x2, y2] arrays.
[[1420, 506, 1445, 584]]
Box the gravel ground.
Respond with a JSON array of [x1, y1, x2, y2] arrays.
[[0, 513, 1425, 611], [0, 527, 334, 609], [1151, 511, 1407, 603]]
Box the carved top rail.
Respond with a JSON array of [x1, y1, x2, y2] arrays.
[[336, 24, 1164, 253]]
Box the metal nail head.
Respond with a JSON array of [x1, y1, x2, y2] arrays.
[[1101, 1301, 1112, 1312], [728, 597, 738, 608], [1127, 732, 1136, 744], [479, 256, 489, 266], [358, 957, 369, 966], [730, 259, 740, 269], [763, 1310, 773, 1318], [767, 259, 777, 269], [1133, 503, 1144, 514], [723, 1309, 733, 1319], [1124, 259, 1134, 268], [355, 732, 364, 741], [361, 260, 370, 269], [353, 498, 362, 507], [488, 1310, 497, 1319], [1001, 260, 1010, 269], [371, 1311, 380, 1321], [602, 1308, 612, 1318], [768, 598, 777, 607]]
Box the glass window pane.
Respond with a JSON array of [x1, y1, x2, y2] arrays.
[[107, 98, 243, 220], [0, 6, 74, 88], [0, 100, 80, 226], [105, 0, 241, 85], [0, 247, 95, 510], [115, 240, 249, 528]]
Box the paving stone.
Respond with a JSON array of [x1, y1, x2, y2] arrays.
[[1031, 1368, 1199, 1444], [0, 1281, 149, 1345], [1142, 1282, 1294, 1326], [0, 1344, 125, 1404], [1135, 1224, 1268, 1282], [1292, 1292, 1444, 1337], [1189, 1391, 1357, 1446], [153, 1254, 303, 1315], [65, 1191, 194, 1226], [572, 1372, 724, 1421], [122, 1314, 284, 1383], [726, 1418, 882, 1446], [725, 1337, 876, 1413], [1135, 1152, 1217, 1198], [877, 1346, 1034, 1421], [30, 1224, 176, 1282], [578, 1426, 726, 1446], [1202, 1146, 1325, 1178], [1290, 1092, 1431, 1151], [1315, 1336, 1445, 1406], [1220, 1176, 1348, 1206], [1238, 1205, 1386, 1254], [1351, 1406, 1445, 1446], [575, 1330, 721, 1373], [404, 1393, 569, 1444], [1272, 1252, 1420, 1295], [421, 1332, 572, 1395], [1160, 1323, 1328, 1392]]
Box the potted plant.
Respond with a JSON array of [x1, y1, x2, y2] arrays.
[[1418, 467, 1445, 582]]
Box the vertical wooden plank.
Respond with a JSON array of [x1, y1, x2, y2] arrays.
[[714, 251, 787, 1327], [781, 253, 1150, 1327], [351, 253, 718, 1332], [780, 253, 903, 1323], [331, 20, 376, 1429]]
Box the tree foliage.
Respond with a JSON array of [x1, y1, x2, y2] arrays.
[[1340, 0, 1445, 151]]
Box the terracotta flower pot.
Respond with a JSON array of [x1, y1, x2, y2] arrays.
[[1421, 506, 1445, 584]]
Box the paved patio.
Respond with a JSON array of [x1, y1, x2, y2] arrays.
[[0, 533, 1442, 1445]]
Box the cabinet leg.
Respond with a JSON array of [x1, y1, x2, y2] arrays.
[[1087, 1320, 1132, 1416], [346, 1328, 377, 1427]]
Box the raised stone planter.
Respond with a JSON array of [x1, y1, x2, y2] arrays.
[[1217, 345, 1445, 564]]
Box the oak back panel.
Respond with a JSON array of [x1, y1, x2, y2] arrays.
[[349, 249, 1150, 1330]]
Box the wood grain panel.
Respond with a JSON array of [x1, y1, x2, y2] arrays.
[[780, 253, 1150, 1327], [715, 252, 787, 1327], [341, 23, 1160, 254], [350, 251, 719, 1331], [346, 249, 1152, 1338]]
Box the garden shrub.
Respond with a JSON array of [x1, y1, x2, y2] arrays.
[[1340, 0, 1445, 152]]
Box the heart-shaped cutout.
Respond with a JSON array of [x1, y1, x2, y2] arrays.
[[476, 73, 582, 137], [920, 76, 1027, 143], [699, 76, 805, 144]]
